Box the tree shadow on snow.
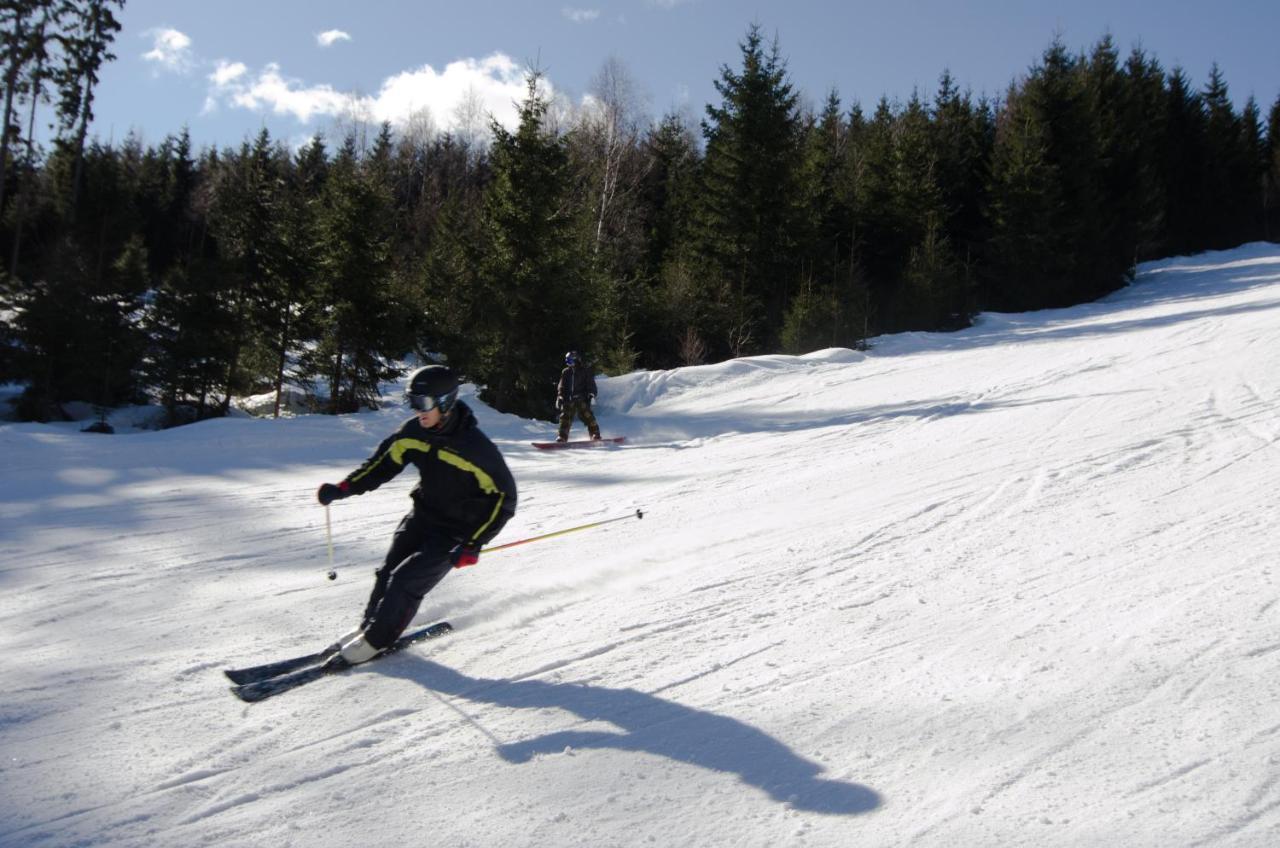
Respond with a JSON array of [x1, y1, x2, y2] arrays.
[[382, 657, 882, 815]]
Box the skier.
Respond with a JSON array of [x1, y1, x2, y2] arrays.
[[555, 350, 601, 442], [316, 365, 517, 665]]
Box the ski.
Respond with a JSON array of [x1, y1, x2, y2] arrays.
[[224, 646, 337, 685], [532, 436, 626, 450], [229, 621, 453, 703]]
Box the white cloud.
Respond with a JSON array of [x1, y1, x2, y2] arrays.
[[142, 28, 193, 73], [317, 29, 351, 48], [370, 54, 537, 132], [205, 52, 544, 134], [214, 63, 352, 123], [210, 60, 247, 87], [562, 7, 600, 22]]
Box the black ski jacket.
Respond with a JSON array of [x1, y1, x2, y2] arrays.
[[557, 364, 597, 402], [340, 401, 517, 547]]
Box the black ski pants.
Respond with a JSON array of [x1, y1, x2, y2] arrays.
[[360, 509, 455, 649]]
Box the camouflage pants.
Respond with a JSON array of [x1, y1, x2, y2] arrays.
[[557, 397, 600, 440]]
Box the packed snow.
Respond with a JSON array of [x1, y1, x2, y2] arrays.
[[2, 243, 1280, 847]]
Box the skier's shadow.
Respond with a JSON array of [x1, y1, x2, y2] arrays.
[[384, 657, 882, 815]]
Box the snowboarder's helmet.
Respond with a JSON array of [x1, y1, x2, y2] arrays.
[[405, 365, 460, 415], [565, 350, 579, 365]]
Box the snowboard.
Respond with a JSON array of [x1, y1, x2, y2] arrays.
[[532, 436, 626, 450]]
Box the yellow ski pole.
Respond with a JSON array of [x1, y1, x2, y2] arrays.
[[485, 508, 645, 555]]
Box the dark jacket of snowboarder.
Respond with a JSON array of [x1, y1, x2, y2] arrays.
[[557, 361, 597, 403], [555, 352, 601, 442]]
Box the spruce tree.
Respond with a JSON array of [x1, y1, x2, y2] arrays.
[[635, 111, 700, 368], [143, 140, 236, 424], [1239, 97, 1267, 243], [1200, 65, 1252, 249], [420, 193, 485, 371], [893, 92, 970, 328], [58, 0, 123, 212], [800, 91, 851, 289], [206, 129, 289, 412], [1161, 68, 1208, 255], [849, 98, 904, 310], [564, 58, 652, 376], [639, 112, 698, 279], [473, 71, 589, 419], [1121, 48, 1171, 260], [5, 0, 72, 275], [1084, 36, 1143, 287], [987, 39, 1110, 310], [1, 0, 43, 220], [1266, 94, 1280, 241], [931, 71, 993, 272], [307, 128, 409, 413], [9, 167, 149, 419], [694, 24, 804, 356], [783, 89, 866, 353]]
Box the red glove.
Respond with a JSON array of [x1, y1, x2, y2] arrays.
[[449, 543, 480, 568]]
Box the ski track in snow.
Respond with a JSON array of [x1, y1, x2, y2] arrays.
[[3, 244, 1280, 846]]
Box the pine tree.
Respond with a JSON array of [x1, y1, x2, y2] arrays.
[[694, 24, 804, 356], [9, 147, 149, 420], [4, 0, 73, 274], [307, 128, 409, 413], [419, 193, 484, 370], [639, 112, 698, 278], [564, 58, 652, 376], [931, 71, 993, 272], [782, 89, 867, 353], [987, 39, 1111, 310], [1161, 68, 1208, 255], [142, 140, 234, 424], [1084, 36, 1143, 287], [632, 111, 700, 368], [800, 91, 850, 288], [1, 0, 42, 220], [848, 98, 905, 313], [262, 136, 326, 417], [472, 71, 589, 419], [1121, 48, 1170, 260], [145, 258, 239, 425], [206, 129, 289, 412], [893, 92, 969, 328], [1239, 97, 1267, 243], [1200, 64, 1253, 249], [58, 0, 123, 213], [1266, 94, 1280, 241]]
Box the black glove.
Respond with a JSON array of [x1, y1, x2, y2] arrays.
[[449, 543, 480, 568], [555, 396, 563, 410], [317, 481, 350, 506]]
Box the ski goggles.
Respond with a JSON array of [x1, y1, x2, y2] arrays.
[[406, 391, 454, 413]]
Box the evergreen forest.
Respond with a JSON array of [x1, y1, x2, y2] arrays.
[[2, 6, 1278, 423]]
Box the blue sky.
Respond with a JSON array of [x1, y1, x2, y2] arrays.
[[93, 0, 1280, 151]]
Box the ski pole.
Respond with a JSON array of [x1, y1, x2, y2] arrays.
[[485, 508, 645, 555], [324, 505, 337, 580]]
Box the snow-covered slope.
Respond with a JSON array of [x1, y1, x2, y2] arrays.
[[3, 243, 1280, 847]]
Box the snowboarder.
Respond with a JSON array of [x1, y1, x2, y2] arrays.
[[316, 365, 517, 665], [556, 350, 601, 442]]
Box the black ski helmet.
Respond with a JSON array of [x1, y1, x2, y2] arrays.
[[565, 350, 579, 365], [405, 365, 460, 414]]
